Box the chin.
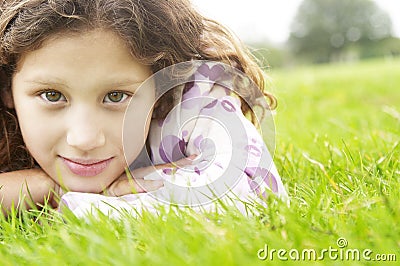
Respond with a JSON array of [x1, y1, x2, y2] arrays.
[[55, 174, 112, 194]]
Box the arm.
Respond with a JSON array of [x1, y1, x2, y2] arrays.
[[0, 168, 57, 214]]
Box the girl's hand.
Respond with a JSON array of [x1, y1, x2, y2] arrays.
[[104, 154, 197, 197]]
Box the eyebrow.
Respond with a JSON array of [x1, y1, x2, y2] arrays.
[[26, 79, 67, 86]]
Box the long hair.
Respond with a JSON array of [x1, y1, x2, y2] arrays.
[[0, 0, 276, 171]]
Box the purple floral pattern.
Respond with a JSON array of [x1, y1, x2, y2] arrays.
[[244, 167, 278, 194], [197, 63, 225, 81], [159, 135, 186, 163], [154, 62, 286, 198]]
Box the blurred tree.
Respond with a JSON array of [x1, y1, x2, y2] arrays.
[[288, 0, 393, 63]]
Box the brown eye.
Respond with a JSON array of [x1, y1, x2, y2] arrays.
[[104, 91, 128, 103], [40, 91, 65, 102]]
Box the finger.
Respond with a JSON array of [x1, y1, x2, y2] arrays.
[[109, 178, 163, 196], [134, 179, 164, 193], [132, 154, 197, 178]]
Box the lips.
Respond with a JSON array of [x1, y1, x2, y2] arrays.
[[60, 156, 113, 177]]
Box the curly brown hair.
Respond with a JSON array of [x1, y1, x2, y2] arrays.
[[0, 0, 276, 172]]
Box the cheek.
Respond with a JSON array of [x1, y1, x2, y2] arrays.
[[14, 97, 59, 148], [123, 95, 154, 164], [104, 113, 124, 147], [16, 106, 62, 162]]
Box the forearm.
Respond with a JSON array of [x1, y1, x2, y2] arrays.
[[0, 168, 56, 214]]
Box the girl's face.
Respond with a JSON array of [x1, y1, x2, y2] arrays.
[[11, 29, 154, 192]]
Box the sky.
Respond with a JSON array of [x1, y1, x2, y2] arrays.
[[191, 0, 400, 44]]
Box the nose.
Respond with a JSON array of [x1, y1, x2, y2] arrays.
[[66, 112, 106, 151]]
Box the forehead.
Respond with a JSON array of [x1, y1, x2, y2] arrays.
[[13, 29, 151, 84], [17, 29, 129, 67]]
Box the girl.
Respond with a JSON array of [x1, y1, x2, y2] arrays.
[[0, 0, 287, 215]]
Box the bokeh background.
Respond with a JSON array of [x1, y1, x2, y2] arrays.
[[192, 0, 400, 68]]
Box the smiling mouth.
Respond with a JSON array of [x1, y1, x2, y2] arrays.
[[60, 156, 113, 177]]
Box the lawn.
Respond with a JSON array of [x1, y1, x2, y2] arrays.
[[0, 58, 399, 265]]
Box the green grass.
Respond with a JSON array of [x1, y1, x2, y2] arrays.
[[1, 58, 399, 265]]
